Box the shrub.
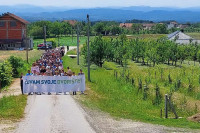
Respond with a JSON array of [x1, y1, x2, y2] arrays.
[[46, 38, 57, 48], [0, 61, 13, 88], [8, 56, 24, 78]]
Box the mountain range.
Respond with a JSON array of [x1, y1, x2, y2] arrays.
[[0, 5, 200, 23]]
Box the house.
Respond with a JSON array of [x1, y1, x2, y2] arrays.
[[63, 20, 77, 26], [167, 21, 178, 29], [0, 12, 33, 50], [119, 23, 133, 29], [142, 23, 155, 30], [178, 24, 189, 29], [168, 31, 200, 44]]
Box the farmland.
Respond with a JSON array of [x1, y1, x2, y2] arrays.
[[63, 54, 200, 129], [0, 50, 43, 63], [187, 32, 200, 40], [63, 35, 200, 129]]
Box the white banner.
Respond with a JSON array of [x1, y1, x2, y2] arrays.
[[23, 75, 85, 93]]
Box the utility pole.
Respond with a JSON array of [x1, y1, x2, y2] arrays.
[[44, 26, 47, 49], [87, 14, 91, 82], [26, 41, 29, 63], [58, 36, 60, 47], [71, 26, 73, 42], [24, 27, 28, 63], [77, 24, 80, 65]]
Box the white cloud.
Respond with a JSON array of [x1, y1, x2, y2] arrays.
[[0, 0, 200, 8]]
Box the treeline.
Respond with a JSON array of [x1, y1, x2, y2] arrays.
[[82, 35, 200, 67], [28, 21, 73, 39], [28, 21, 170, 39], [28, 20, 200, 39], [184, 23, 200, 32]]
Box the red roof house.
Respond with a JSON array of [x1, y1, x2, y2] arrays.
[[119, 23, 133, 29], [0, 12, 32, 50], [63, 20, 77, 26]]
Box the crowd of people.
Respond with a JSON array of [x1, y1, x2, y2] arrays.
[[20, 47, 84, 95]]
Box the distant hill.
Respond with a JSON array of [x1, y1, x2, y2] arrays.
[[0, 5, 200, 23]]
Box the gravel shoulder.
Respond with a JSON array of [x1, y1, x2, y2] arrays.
[[73, 95, 200, 133]]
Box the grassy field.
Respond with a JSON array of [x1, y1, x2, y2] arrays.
[[33, 34, 166, 49], [0, 50, 43, 63], [62, 52, 200, 129], [0, 95, 27, 120], [33, 36, 91, 49], [187, 32, 200, 39]]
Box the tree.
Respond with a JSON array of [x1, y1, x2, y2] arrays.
[[93, 22, 105, 35], [153, 24, 168, 34], [111, 26, 121, 35], [132, 24, 143, 34], [83, 36, 107, 67]]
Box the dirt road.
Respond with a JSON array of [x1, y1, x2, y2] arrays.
[[15, 95, 95, 133]]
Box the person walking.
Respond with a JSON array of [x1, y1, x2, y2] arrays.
[[26, 70, 32, 95], [78, 69, 85, 94], [20, 73, 24, 95], [72, 72, 77, 95]]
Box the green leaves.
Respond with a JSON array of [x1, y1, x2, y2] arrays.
[[0, 61, 13, 88]]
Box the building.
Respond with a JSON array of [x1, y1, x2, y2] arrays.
[[168, 31, 200, 44], [142, 23, 155, 30], [119, 23, 133, 29], [167, 21, 178, 29], [0, 12, 33, 50], [63, 20, 77, 26], [178, 24, 189, 29]]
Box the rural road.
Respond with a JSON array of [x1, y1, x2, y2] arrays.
[[16, 46, 95, 133], [15, 95, 95, 133]]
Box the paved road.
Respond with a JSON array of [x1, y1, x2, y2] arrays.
[[15, 95, 95, 133]]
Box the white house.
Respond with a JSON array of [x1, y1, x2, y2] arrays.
[[168, 31, 200, 44]]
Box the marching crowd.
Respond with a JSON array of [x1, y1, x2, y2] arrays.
[[20, 47, 84, 95]]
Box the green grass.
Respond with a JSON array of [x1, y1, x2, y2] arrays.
[[67, 49, 77, 55], [62, 54, 200, 129], [104, 34, 167, 40], [33, 36, 93, 49], [0, 95, 27, 120], [33, 34, 164, 49]]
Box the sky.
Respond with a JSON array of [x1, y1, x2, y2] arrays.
[[0, 0, 200, 8]]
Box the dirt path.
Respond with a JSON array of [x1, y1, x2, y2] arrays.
[[0, 78, 21, 99]]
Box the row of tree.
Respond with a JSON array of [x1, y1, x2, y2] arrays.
[[28, 21, 171, 39], [82, 35, 200, 67]]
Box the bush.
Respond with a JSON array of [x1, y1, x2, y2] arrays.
[[0, 61, 13, 88], [46, 38, 57, 48], [8, 56, 24, 78]]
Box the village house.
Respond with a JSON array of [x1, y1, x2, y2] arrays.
[[142, 23, 155, 30], [168, 31, 200, 44], [119, 23, 133, 29], [63, 20, 77, 26], [119, 23, 156, 30], [0, 12, 33, 50], [167, 21, 178, 29]]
